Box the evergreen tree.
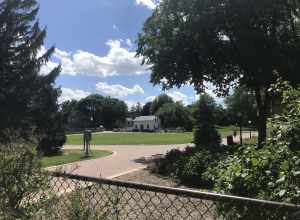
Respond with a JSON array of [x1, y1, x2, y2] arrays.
[[0, 0, 65, 154], [194, 94, 221, 149]]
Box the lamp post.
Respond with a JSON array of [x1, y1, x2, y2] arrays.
[[248, 120, 252, 139], [237, 112, 243, 145]]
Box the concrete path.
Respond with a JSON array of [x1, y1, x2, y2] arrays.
[[48, 132, 256, 179]]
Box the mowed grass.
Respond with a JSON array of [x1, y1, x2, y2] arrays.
[[41, 150, 112, 168], [66, 126, 237, 145], [67, 132, 193, 145]]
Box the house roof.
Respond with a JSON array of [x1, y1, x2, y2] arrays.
[[133, 116, 157, 122]]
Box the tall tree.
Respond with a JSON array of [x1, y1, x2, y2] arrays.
[[156, 102, 192, 130], [101, 97, 127, 129], [0, 0, 65, 153], [225, 87, 257, 127], [150, 94, 174, 114], [137, 0, 300, 147], [76, 94, 104, 128]]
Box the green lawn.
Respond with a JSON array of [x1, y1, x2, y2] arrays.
[[41, 150, 112, 168], [66, 126, 237, 145]]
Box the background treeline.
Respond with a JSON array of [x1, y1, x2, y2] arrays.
[[61, 95, 128, 131], [61, 87, 257, 132]]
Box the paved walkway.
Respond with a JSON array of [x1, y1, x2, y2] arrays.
[[48, 132, 256, 179]]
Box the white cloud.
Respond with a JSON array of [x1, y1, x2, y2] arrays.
[[59, 88, 91, 104], [135, 0, 159, 9], [166, 91, 190, 105], [96, 82, 144, 98], [125, 100, 145, 109], [145, 96, 156, 102], [39, 60, 58, 76], [42, 39, 149, 77], [125, 39, 134, 49]]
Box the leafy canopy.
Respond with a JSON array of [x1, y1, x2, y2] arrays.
[[137, 0, 300, 93]]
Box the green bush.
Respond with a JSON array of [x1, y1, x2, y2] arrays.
[[154, 146, 226, 188], [0, 141, 49, 219], [204, 81, 300, 219], [207, 143, 300, 203], [205, 142, 300, 219]]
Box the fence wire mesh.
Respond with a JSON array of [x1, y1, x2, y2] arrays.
[[24, 172, 300, 220]]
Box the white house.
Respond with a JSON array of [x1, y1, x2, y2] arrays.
[[132, 116, 160, 131]]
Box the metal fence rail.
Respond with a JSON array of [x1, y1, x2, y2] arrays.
[[29, 172, 300, 220]]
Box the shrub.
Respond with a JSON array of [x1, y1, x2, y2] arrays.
[[204, 81, 300, 219], [153, 146, 225, 188], [0, 141, 49, 219], [208, 143, 300, 203], [205, 142, 300, 219]]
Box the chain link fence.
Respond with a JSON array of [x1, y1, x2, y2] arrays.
[[24, 172, 300, 220]]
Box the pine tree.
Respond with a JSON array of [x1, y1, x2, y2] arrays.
[[194, 94, 221, 150], [0, 0, 65, 154]]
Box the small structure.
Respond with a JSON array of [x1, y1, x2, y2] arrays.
[[133, 116, 160, 131]]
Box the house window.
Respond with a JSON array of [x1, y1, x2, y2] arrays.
[[147, 124, 149, 129], [135, 125, 138, 129]]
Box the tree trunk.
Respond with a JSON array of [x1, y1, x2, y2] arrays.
[[254, 88, 269, 148], [257, 110, 267, 148]]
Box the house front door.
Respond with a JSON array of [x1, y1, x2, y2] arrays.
[[140, 124, 144, 131]]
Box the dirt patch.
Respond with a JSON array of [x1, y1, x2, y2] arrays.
[[115, 168, 197, 190]]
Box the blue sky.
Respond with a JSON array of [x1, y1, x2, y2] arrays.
[[37, 0, 219, 107]]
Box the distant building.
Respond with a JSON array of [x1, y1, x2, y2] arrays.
[[130, 116, 160, 131]]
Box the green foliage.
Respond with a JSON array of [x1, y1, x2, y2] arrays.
[[203, 81, 300, 218], [269, 81, 300, 151], [62, 94, 128, 130], [45, 186, 121, 220], [214, 105, 231, 126], [0, 141, 49, 219], [141, 102, 152, 116], [0, 0, 65, 154], [137, 0, 300, 146], [154, 146, 227, 188], [194, 94, 221, 149], [225, 86, 257, 127], [156, 102, 192, 130], [65, 191, 99, 220], [150, 94, 174, 114], [208, 143, 300, 203]]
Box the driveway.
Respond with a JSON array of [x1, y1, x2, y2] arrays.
[[48, 144, 188, 178], [49, 132, 256, 179]]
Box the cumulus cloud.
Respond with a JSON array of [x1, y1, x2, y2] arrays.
[[41, 39, 149, 77], [58, 88, 91, 104], [125, 100, 145, 109], [136, 0, 156, 9], [96, 82, 144, 98], [166, 91, 190, 105], [145, 96, 156, 102]]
